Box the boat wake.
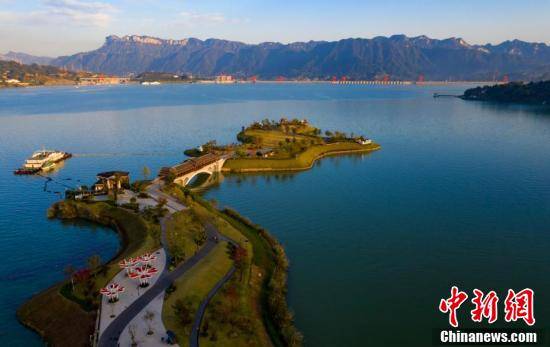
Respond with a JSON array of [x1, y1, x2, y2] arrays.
[[73, 150, 179, 158]]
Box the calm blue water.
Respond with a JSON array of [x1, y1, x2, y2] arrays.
[[1, 83, 550, 346]]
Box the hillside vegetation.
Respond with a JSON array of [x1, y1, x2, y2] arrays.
[[462, 81, 550, 105], [0, 60, 91, 87]]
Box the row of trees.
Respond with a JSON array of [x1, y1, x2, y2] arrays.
[[462, 80, 550, 104], [223, 208, 304, 346]]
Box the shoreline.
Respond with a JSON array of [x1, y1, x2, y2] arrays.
[[18, 122, 374, 346], [0, 80, 494, 91], [18, 195, 300, 346], [223, 143, 381, 173], [17, 201, 158, 346]]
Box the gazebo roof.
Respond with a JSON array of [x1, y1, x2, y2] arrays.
[[97, 171, 129, 179]]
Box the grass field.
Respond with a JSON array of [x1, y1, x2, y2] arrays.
[[243, 129, 323, 147], [198, 217, 272, 347], [162, 241, 233, 347], [17, 285, 96, 347], [224, 141, 380, 172], [169, 194, 276, 346], [166, 209, 205, 265]]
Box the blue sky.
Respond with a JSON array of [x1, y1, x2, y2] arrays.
[[1, 0, 549, 56]]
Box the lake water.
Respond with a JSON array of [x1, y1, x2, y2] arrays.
[[1, 83, 549, 346]]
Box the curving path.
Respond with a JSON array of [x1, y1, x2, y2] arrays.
[[190, 266, 236, 347], [99, 182, 237, 347]]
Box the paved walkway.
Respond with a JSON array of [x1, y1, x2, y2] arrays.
[[99, 248, 166, 337], [190, 266, 236, 347], [147, 179, 187, 214], [98, 180, 238, 347], [117, 292, 178, 347], [98, 233, 219, 346]]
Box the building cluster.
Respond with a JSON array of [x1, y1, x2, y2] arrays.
[[215, 75, 234, 84], [92, 171, 130, 195], [78, 77, 131, 86], [68, 171, 130, 200]]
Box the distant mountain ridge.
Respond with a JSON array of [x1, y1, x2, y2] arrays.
[[49, 34, 550, 80], [0, 51, 54, 66]]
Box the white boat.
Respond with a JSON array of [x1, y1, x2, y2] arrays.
[[15, 149, 72, 174], [141, 81, 161, 86]]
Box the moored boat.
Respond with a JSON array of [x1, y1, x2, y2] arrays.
[[14, 149, 72, 175]]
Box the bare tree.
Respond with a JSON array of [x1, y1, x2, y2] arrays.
[[144, 310, 155, 335], [64, 264, 76, 291]]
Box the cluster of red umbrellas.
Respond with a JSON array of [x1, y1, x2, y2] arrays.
[[100, 283, 125, 303], [129, 265, 159, 287], [118, 252, 159, 287]]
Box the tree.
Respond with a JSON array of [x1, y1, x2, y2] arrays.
[[171, 243, 185, 264], [129, 324, 138, 347], [231, 246, 248, 281], [173, 299, 193, 326], [325, 130, 333, 137], [142, 166, 151, 180], [64, 264, 76, 291], [157, 197, 168, 209], [87, 254, 101, 273], [143, 310, 155, 335], [192, 227, 207, 252], [111, 172, 122, 203]]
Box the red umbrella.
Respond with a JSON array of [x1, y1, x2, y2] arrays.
[[139, 253, 157, 268], [118, 257, 139, 275], [100, 282, 125, 302], [129, 266, 158, 287]]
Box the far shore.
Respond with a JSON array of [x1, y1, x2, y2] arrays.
[[0, 79, 496, 90]]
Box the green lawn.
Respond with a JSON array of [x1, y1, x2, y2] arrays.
[[165, 209, 205, 265], [162, 241, 233, 347], [198, 226, 270, 347], [224, 141, 380, 172], [243, 129, 322, 147], [17, 285, 96, 347]]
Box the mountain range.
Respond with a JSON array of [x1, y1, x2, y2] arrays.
[[0, 51, 54, 66], [5, 35, 550, 81]]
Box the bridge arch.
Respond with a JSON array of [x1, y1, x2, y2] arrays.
[[169, 157, 227, 187]]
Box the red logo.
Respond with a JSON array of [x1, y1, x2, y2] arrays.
[[504, 288, 535, 326], [471, 289, 499, 324], [439, 287, 535, 327], [439, 286, 469, 328]]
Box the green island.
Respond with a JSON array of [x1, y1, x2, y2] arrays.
[[462, 80, 550, 105], [17, 120, 379, 347], [186, 118, 380, 172]]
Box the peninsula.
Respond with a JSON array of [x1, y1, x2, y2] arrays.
[[462, 80, 550, 105], [17, 119, 379, 347]]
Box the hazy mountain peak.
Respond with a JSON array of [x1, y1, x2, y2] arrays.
[[107, 35, 190, 46], [0, 51, 54, 65]]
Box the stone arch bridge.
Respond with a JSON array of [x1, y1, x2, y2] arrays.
[[159, 153, 227, 187]]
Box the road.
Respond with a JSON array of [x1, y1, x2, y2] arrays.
[[190, 266, 236, 347], [99, 181, 236, 347]]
